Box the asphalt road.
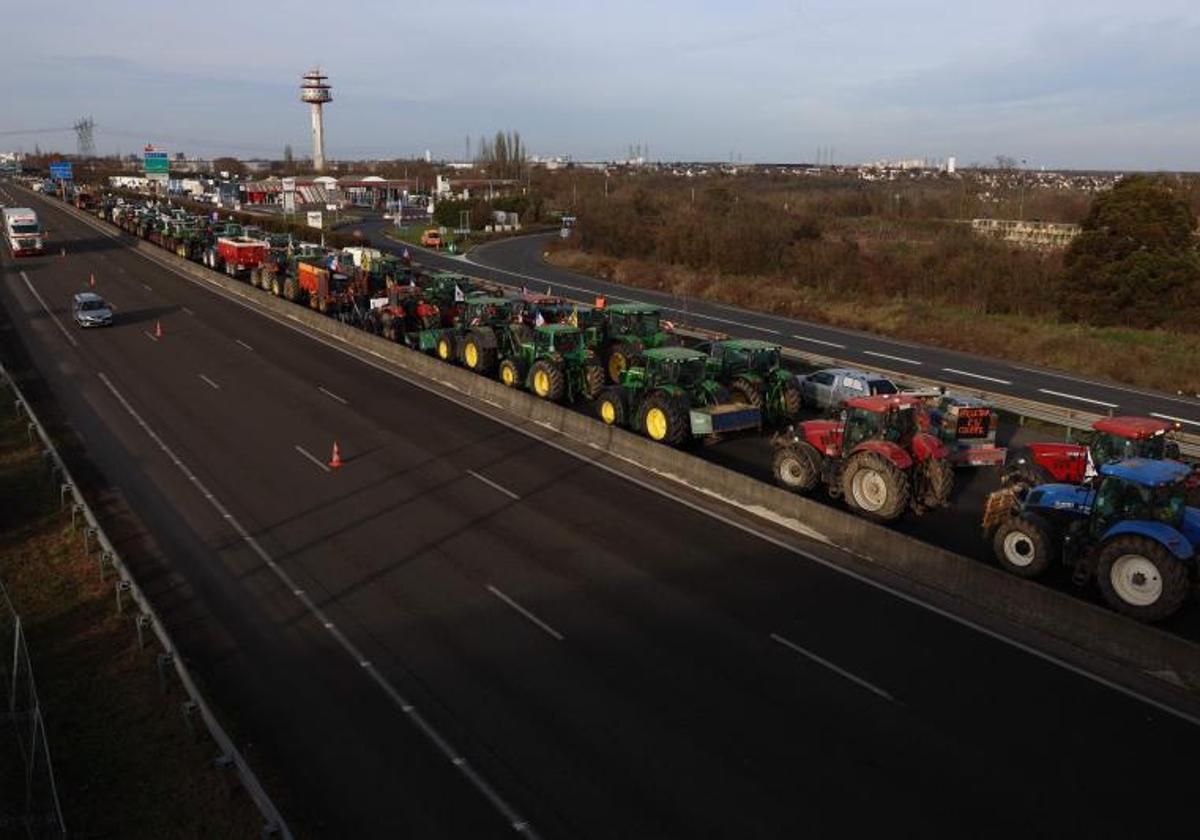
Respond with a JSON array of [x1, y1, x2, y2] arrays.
[[5, 189, 1200, 837], [382, 226, 1200, 428]]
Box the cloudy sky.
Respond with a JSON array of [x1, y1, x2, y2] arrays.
[[3, 0, 1197, 169]]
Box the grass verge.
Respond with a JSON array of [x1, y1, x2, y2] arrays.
[[0, 401, 261, 838], [545, 247, 1200, 396]]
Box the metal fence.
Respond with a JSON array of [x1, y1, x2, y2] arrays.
[[0, 362, 291, 839], [0, 583, 66, 838]]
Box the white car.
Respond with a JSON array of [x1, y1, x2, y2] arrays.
[[798, 367, 899, 411], [72, 292, 114, 327]]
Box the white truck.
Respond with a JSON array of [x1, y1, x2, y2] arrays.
[[2, 207, 44, 256]]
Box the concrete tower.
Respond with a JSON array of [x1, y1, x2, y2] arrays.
[[300, 67, 332, 172]]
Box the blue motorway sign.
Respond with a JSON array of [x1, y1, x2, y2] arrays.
[[49, 161, 73, 180]]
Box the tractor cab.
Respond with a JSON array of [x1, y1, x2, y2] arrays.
[[533, 323, 585, 356], [604, 303, 667, 341], [1088, 459, 1192, 536], [701, 339, 782, 377], [637, 347, 709, 390], [461, 296, 523, 327], [840, 394, 923, 452], [1088, 417, 1181, 464]]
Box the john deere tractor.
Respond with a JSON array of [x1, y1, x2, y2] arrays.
[[697, 339, 802, 425], [983, 458, 1200, 622], [436, 296, 525, 375], [595, 347, 761, 446], [498, 323, 606, 404], [771, 394, 954, 522], [597, 302, 679, 383]]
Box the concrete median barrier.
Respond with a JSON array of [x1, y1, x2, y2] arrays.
[[47, 196, 1200, 698]]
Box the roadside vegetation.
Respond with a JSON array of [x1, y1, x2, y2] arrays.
[[0, 390, 261, 837], [543, 171, 1200, 394]]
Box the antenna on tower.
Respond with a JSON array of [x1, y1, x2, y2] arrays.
[[73, 116, 96, 158]]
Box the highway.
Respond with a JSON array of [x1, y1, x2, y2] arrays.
[[5, 188, 1200, 837], [374, 226, 1200, 428]]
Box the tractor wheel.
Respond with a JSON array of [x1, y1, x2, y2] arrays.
[[772, 442, 821, 494], [1096, 536, 1190, 622], [499, 358, 523, 388], [916, 457, 954, 512], [530, 359, 566, 402], [730, 377, 764, 408], [840, 450, 910, 522], [462, 332, 497, 375], [596, 388, 626, 427], [638, 393, 688, 446], [581, 361, 606, 401], [607, 342, 643, 383], [283, 276, 300, 302], [992, 514, 1057, 579], [436, 334, 456, 363], [1002, 450, 1053, 498], [778, 379, 803, 420]]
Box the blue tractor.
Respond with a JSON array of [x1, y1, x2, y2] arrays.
[[982, 459, 1199, 622]]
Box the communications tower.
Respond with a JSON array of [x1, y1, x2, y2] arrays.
[[300, 68, 332, 172]]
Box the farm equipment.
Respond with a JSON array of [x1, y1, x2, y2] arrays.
[[206, 235, 269, 279], [596, 302, 679, 383], [983, 458, 1199, 622], [1002, 416, 1186, 495], [912, 391, 1005, 467], [771, 394, 954, 522], [498, 323, 606, 404], [697, 339, 802, 425], [438, 295, 525, 373], [594, 347, 761, 445]]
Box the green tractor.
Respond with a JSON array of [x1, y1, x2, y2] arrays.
[[597, 302, 679, 383], [595, 347, 762, 446], [696, 339, 802, 425], [438, 295, 525, 375], [498, 323, 607, 404]]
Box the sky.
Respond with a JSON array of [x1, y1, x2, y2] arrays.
[[2, 0, 1198, 170]]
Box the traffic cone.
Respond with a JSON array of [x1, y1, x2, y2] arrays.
[[328, 441, 343, 469], [88, 273, 95, 288], [154, 320, 163, 339]]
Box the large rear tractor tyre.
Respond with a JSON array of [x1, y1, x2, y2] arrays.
[[637, 393, 688, 447], [607, 342, 644, 384], [841, 451, 910, 522], [992, 514, 1057, 579], [596, 388, 627, 427], [581, 362, 606, 401], [916, 457, 955, 512], [530, 359, 567, 402], [436, 334, 456, 363], [1002, 450, 1053, 498], [772, 442, 821, 494], [1096, 536, 1190, 622], [499, 358, 523, 389], [730, 377, 764, 408], [462, 332, 497, 376]]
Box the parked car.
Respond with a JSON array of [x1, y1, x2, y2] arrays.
[[798, 367, 899, 411], [420, 229, 442, 248], [71, 292, 113, 327]]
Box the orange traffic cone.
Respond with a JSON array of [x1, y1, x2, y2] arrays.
[[328, 442, 343, 469], [154, 321, 163, 339], [88, 273, 95, 288]]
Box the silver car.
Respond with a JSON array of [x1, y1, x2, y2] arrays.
[[72, 291, 114, 327], [798, 367, 899, 411]]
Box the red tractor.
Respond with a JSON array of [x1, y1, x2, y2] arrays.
[[770, 394, 955, 522], [1002, 416, 1187, 495]]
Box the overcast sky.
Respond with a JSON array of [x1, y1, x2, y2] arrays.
[[3, 0, 1197, 170]]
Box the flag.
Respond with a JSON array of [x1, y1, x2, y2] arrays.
[[454, 284, 465, 302], [662, 320, 676, 331], [521, 285, 529, 295], [534, 311, 545, 327], [402, 247, 410, 263], [568, 306, 579, 327], [408, 276, 417, 289], [545, 285, 552, 295]]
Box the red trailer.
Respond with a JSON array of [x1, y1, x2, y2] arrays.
[[215, 236, 269, 279]]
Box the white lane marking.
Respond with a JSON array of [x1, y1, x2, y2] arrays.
[[142, 283, 152, 292], [792, 334, 846, 349], [235, 339, 254, 351], [93, 371, 536, 835], [1151, 412, 1200, 428], [294, 444, 332, 473], [771, 633, 895, 703], [143, 330, 159, 342], [487, 585, 564, 641], [72, 206, 1200, 731], [863, 350, 921, 366], [19, 271, 79, 348], [317, 385, 348, 405], [182, 306, 195, 316], [664, 308, 779, 334], [468, 469, 521, 501], [1037, 388, 1118, 409], [942, 367, 1012, 386], [198, 374, 220, 390]]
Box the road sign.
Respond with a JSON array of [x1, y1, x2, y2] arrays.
[[143, 150, 170, 175], [49, 161, 73, 180], [281, 177, 296, 192], [282, 191, 296, 214], [306, 211, 323, 229]]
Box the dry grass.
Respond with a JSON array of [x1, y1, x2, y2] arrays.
[[0, 407, 262, 838], [547, 248, 1200, 396]]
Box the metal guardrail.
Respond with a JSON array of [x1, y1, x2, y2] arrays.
[[0, 361, 290, 839]]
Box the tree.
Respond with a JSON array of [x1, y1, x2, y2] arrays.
[[1059, 175, 1200, 329], [212, 156, 246, 177]]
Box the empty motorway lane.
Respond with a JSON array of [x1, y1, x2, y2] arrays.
[[4, 191, 1200, 837]]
